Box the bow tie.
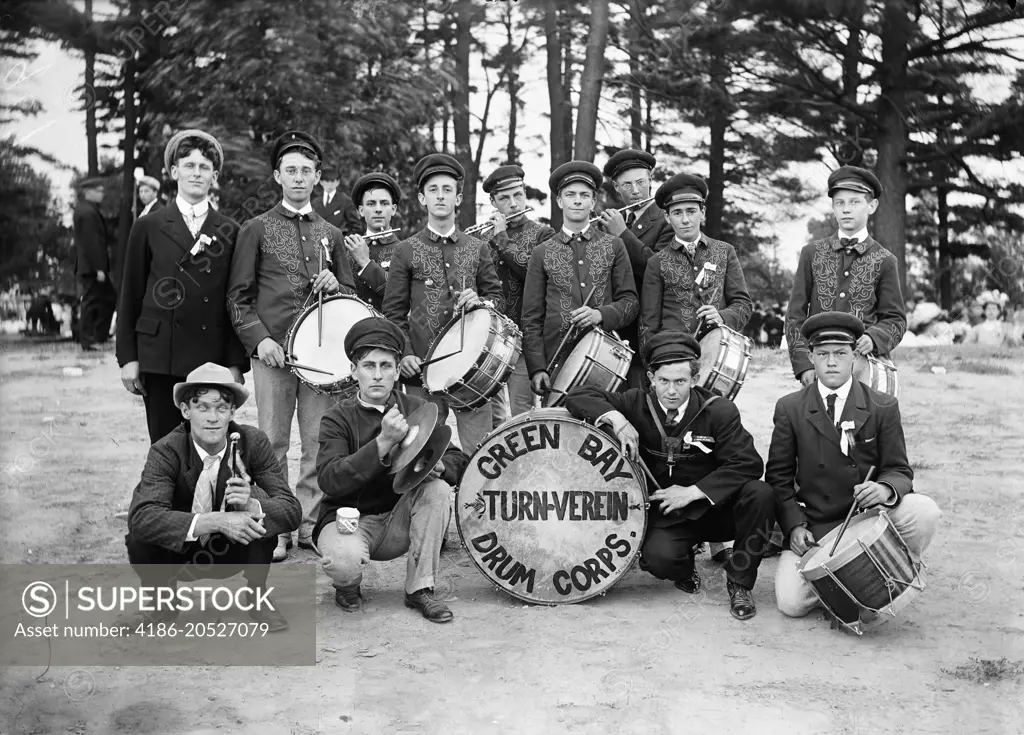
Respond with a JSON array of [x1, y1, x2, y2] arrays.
[[839, 237, 860, 252]]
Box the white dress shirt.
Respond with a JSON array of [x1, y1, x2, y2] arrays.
[[323, 190, 336, 208], [562, 224, 592, 239], [674, 235, 701, 249], [176, 195, 210, 233], [817, 376, 852, 426], [427, 224, 457, 239], [185, 442, 226, 542], [838, 226, 868, 243], [282, 199, 314, 216]]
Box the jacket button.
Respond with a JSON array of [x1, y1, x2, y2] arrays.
[[823, 495, 830, 502], [173, 320, 180, 327], [839, 292, 846, 298], [301, 236, 307, 241], [202, 325, 207, 330], [203, 297, 209, 303], [818, 463, 824, 468], [305, 257, 310, 262]]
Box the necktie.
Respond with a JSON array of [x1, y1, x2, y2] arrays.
[[191, 454, 221, 543], [665, 408, 679, 425], [184, 206, 199, 238], [826, 393, 837, 424], [682, 241, 696, 259], [325, 192, 332, 208], [839, 237, 858, 253], [625, 212, 636, 230]]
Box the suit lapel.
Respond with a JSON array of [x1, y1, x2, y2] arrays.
[[804, 385, 841, 447], [844, 380, 871, 435], [164, 200, 199, 257], [181, 431, 203, 505]]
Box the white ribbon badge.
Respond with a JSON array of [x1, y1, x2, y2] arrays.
[[683, 431, 712, 454], [189, 234, 213, 257], [840, 420, 856, 456]]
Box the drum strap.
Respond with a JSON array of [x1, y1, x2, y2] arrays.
[[645, 394, 718, 476]]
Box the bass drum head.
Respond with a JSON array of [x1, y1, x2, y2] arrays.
[[423, 309, 492, 392], [457, 409, 648, 605], [288, 296, 380, 389]]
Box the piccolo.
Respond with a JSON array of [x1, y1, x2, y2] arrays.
[[589, 196, 655, 224], [465, 207, 534, 236], [360, 228, 401, 242]]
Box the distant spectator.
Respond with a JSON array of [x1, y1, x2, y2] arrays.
[[966, 290, 1019, 347], [745, 302, 765, 345], [763, 306, 785, 348], [73, 176, 117, 351], [137, 175, 163, 218]]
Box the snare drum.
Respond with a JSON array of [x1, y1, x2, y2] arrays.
[[422, 306, 522, 411], [697, 326, 752, 400], [544, 328, 633, 407], [284, 294, 382, 396], [798, 509, 925, 635], [854, 355, 901, 399], [457, 408, 648, 604]]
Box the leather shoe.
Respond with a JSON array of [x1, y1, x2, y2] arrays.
[[727, 580, 756, 620], [404, 588, 453, 624], [241, 590, 289, 632], [334, 584, 362, 612], [674, 571, 702, 594], [712, 547, 733, 565], [272, 535, 292, 563]]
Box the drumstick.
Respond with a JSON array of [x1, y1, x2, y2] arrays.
[[635, 454, 662, 491], [546, 284, 600, 375], [284, 359, 333, 375], [317, 247, 324, 347], [829, 465, 876, 557]]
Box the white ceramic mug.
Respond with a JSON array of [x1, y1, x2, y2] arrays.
[[336, 507, 360, 534]]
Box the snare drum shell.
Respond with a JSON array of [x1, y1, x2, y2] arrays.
[[545, 329, 633, 407], [854, 355, 901, 399], [697, 326, 752, 401]]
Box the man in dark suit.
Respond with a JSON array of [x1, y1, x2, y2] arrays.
[[137, 175, 163, 218], [118, 129, 249, 443], [74, 177, 117, 351], [125, 363, 300, 631], [564, 331, 776, 620], [596, 150, 675, 389], [786, 166, 907, 385], [766, 312, 941, 618], [313, 165, 361, 235]]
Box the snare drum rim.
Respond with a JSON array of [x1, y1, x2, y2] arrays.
[[422, 305, 522, 395], [798, 510, 891, 579], [284, 294, 382, 392], [456, 412, 649, 605]]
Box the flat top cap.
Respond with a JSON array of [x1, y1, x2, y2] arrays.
[[483, 164, 526, 194], [643, 330, 701, 368], [549, 161, 603, 193], [801, 311, 865, 346], [603, 149, 656, 180], [343, 317, 406, 360], [272, 130, 323, 168], [352, 172, 402, 205], [655, 173, 709, 209], [414, 153, 464, 189], [827, 165, 881, 199]]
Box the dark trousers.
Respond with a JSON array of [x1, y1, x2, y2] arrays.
[[79, 275, 116, 346], [125, 531, 275, 588], [141, 372, 187, 443], [641, 479, 776, 589]]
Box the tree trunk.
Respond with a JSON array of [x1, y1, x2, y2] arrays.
[[936, 182, 951, 310], [704, 21, 730, 240], [452, 0, 475, 228], [505, 6, 520, 164], [423, 2, 436, 150], [560, 8, 574, 165], [875, 0, 912, 294], [573, 0, 610, 160], [627, 0, 643, 149], [839, 0, 865, 166], [546, 2, 565, 228], [84, 0, 98, 176], [116, 52, 136, 299], [645, 94, 652, 152]]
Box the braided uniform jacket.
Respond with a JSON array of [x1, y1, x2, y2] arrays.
[[488, 218, 557, 328]]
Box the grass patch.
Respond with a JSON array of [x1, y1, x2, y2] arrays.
[[942, 658, 1024, 684]]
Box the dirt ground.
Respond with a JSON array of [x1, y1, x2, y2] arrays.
[[1, 339, 1022, 735]]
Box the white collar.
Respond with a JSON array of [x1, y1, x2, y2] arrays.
[[817, 376, 853, 403], [176, 195, 209, 217], [562, 225, 591, 239], [357, 395, 387, 413], [428, 224, 457, 239], [837, 227, 868, 242], [658, 396, 688, 421], [675, 234, 701, 247], [193, 440, 227, 463], [282, 199, 314, 216]]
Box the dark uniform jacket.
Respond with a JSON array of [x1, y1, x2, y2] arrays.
[[521, 228, 639, 377], [612, 203, 675, 351], [312, 189, 361, 235], [640, 233, 752, 353], [117, 201, 248, 376], [127, 421, 301, 554], [226, 204, 356, 356], [565, 385, 764, 528], [74, 200, 111, 276], [488, 218, 557, 328], [786, 234, 907, 378], [314, 390, 469, 541], [351, 233, 399, 312], [382, 227, 503, 359], [765, 380, 914, 539]]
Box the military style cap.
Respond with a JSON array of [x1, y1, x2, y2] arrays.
[[164, 129, 224, 175], [271, 130, 323, 168], [827, 165, 882, 199], [655, 173, 709, 210], [344, 317, 406, 360], [549, 161, 603, 193], [77, 176, 106, 190], [414, 153, 465, 190], [603, 149, 656, 180], [137, 175, 160, 191], [643, 331, 702, 368], [482, 164, 526, 195], [352, 172, 402, 205], [801, 311, 865, 347]]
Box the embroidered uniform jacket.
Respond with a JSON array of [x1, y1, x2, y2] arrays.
[[565, 385, 764, 528], [613, 203, 675, 351], [487, 218, 557, 328], [381, 227, 504, 359], [127, 421, 300, 554], [520, 229, 639, 377], [117, 201, 248, 376], [351, 233, 399, 312], [226, 203, 356, 356], [786, 235, 907, 378], [765, 380, 913, 539], [640, 233, 752, 353]]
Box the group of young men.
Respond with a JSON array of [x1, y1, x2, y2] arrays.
[[118, 129, 939, 629]]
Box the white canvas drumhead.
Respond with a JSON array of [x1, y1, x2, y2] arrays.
[[289, 297, 379, 387], [551, 332, 598, 395], [423, 309, 492, 391]]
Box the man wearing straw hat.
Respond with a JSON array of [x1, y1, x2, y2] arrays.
[[227, 130, 356, 561], [766, 312, 940, 619], [118, 129, 248, 443], [125, 362, 299, 632]]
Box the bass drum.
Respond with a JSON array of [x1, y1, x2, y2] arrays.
[[456, 408, 648, 605]]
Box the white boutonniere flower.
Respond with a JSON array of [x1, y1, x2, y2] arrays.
[[190, 234, 213, 257], [840, 420, 856, 456], [320, 237, 333, 266], [381, 259, 391, 269]]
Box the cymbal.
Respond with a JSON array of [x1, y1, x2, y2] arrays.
[[393, 425, 452, 495], [387, 402, 440, 474]]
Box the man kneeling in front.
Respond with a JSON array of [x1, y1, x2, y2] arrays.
[[125, 362, 300, 632], [315, 318, 468, 623]]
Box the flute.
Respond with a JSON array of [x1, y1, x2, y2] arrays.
[[465, 207, 534, 236], [361, 228, 401, 242], [589, 196, 655, 225]]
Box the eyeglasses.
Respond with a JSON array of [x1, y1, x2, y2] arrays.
[[618, 180, 649, 192], [282, 166, 317, 178]]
